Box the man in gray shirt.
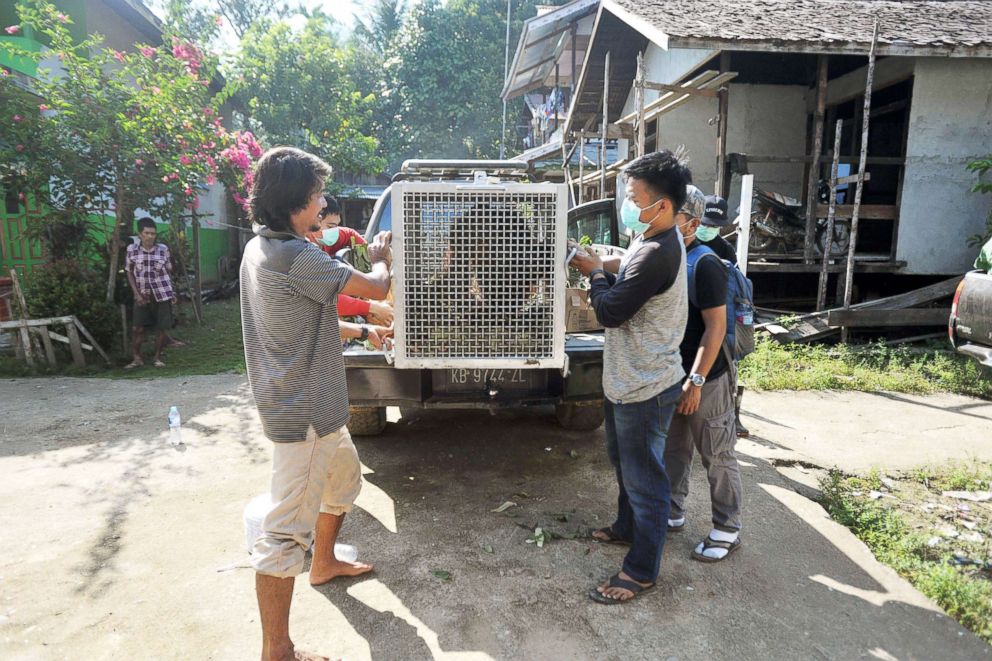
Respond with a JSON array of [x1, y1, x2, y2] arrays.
[[571, 150, 691, 604], [241, 146, 392, 661]]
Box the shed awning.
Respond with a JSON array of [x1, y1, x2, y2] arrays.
[[501, 0, 599, 100]]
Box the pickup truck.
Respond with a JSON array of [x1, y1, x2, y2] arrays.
[[341, 160, 626, 435], [949, 270, 992, 368]]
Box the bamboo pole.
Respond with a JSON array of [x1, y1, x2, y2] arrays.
[[817, 119, 844, 311], [601, 52, 610, 199], [736, 175, 755, 275], [190, 209, 204, 324], [578, 133, 585, 204], [841, 19, 880, 342], [803, 55, 829, 263], [715, 51, 731, 196]]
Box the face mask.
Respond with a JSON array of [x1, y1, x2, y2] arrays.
[[695, 225, 720, 242], [620, 197, 662, 234], [318, 227, 340, 247], [677, 219, 697, 242]]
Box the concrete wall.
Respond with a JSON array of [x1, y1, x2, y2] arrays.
[[84, 0, 149, 52], [897, 58, 992, 275], [620, 47, 808, 211]]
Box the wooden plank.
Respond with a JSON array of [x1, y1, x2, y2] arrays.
[[616, 70, 721, 125], [747, 261, 905, 274], [642, 82, 720, 97], [65, 321, 85, 367], [827, 308, 949, 327], [0, 316, 76, 330], [804, 54, 829, 263], [836, 172, 871, 186], [46, 329, 93, 351], [715, 51, 730, 197], [842, 19, 881, 343], [9, 269, 34, 366], [814, 204, 897, 220], [818, 119, 844, 311], [601, 51, 609, 199], [73, 316, 111, 363], [34, 326, 57, 367]]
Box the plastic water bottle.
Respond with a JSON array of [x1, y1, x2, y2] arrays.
[[168, 406, 183, 446]]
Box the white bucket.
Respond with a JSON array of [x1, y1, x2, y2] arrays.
[[243, 492, 357, 562]]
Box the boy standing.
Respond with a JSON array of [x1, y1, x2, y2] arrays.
[[125, 217, 175, 368]]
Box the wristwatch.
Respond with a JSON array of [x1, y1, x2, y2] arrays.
[[689, 373, 706, 387], [359, 325, 370, 342], [589, 268, 607, 281]]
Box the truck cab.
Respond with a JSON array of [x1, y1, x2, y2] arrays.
[[341, 160, 623, 435]]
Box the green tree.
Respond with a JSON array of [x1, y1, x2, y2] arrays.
[[376, 0, 565, 168], [0, 0, 259, 302], [228, 15, 384, 178]]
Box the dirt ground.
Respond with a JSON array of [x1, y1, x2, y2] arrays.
[[0, 375, 989, 660]]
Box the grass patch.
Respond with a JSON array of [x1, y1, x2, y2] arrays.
[[912, 460, 992, 493], [740, 336, 992, 398], [821, 470, 992, 642], [0, 297, 245, 379]]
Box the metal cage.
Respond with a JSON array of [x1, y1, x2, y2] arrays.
[[392, 182, 568, 369]]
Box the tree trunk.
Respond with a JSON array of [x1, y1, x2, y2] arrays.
[[106, 183, 125, 304]]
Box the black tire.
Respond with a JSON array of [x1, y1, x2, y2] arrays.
[[348, 406, 387, 436], [555, 401, 605, 431]]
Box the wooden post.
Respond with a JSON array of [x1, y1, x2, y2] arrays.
[[601, 51, 610, 199], [841, 20, 880, 342], [635, 51, 646, 158], [803, 55, 829, 263], [817, 120, 844, 311], [35, 326, 57, 367], [715, 51, 731, 196], [120, 303, 130, 355], [578, 133, 585, 204], [736, 174, 755, 275], [190, 210, 204, 324], [9, 269, 34, 367], [74, 316, 111, 363], [65, 321, 85, 367]]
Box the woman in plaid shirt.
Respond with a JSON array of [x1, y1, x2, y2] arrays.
[[125, 217, 176, 368]]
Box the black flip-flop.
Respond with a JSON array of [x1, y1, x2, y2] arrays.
[[588, 526, 631, 546], [589, 573, 655, 604], [691, 535, 742, 563]]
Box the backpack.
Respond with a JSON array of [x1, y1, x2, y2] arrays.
[[685, 244, 755, 361]]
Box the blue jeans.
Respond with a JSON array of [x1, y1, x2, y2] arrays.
[[604, 382, 682, 583]]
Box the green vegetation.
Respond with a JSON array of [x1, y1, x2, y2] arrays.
[[0, 297, 245, 379], [740, 336, 992, 399], [820, 470, 992, 642], [912, 460, 992, 493]]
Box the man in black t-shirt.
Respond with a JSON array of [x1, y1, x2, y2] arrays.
[[664, 186, 744, 563], [700, 195, 750, 438], [698, 194, 737, 264]]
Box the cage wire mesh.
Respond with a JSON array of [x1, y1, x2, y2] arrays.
[[397, 188, 562, 364]]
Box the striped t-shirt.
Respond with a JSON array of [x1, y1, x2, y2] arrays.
[[240, 225, 354, 442]]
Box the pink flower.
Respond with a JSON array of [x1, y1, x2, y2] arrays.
[[162, 175, 170, 183], [152, 86, 160, 94], [191, 197, 200, 210], [134, 159, 143, 167], [5, 26, 20, 35], [184, 186, 194, 197], [206, 174, 216, 186], [214, 15, 223, 26], [13, 115, 23, 122], [112, 50, 125, 63], [232, 192, 246, 205], [202, 107, 213, 117], [179, 155, 192, 166], [15, 144, 24, 152], [169, 172, 179, 181], [57, 13, 69, 24], [38, 104, 49, 112], [140, 46, 155, 59]]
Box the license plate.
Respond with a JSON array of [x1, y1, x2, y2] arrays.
[[435, 368, 546, 394]]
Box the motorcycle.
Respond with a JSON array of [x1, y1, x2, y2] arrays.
[[728, 152, 850, 257], [746, 185, 851, 257]]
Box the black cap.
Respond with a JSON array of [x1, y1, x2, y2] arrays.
[[702, 195, 730, 227]]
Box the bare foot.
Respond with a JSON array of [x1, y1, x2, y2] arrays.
[[264, 645, 330, 661], [309, 558, 374, 586]]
